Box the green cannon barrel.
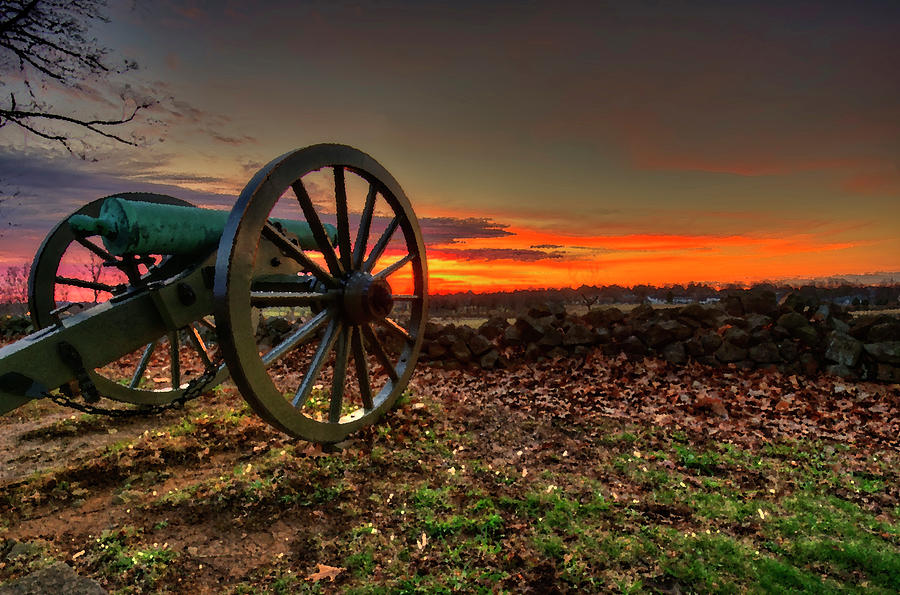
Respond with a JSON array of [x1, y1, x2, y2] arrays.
[[68, 197, 336, 256]]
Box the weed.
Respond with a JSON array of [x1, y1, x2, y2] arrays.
[[89, 527, 177, 589], [424, 515, 469, 539], [157, 483, 200, 506], [224, 407, 251, 425], [412, 486, 451, 511], [170, 418, 196, 437], [476, 513, 504, 539], [346, 549, 375, 577], [470, 497, 496, 513], [535, 534, 565, 559], [106, 438, 134, 455], [673, 444, 720, 474], [395, 390, 414, 407], [351, 523, 379, 538]]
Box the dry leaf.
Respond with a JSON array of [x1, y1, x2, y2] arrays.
[[695, 396, 728, 418], [302, 443, 327, 457], [307, 563, 344, 582]]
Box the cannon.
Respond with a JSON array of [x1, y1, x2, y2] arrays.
[[0, 144, 428, 443]]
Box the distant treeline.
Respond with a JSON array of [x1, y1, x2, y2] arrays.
[[430, 283, 900, 316]]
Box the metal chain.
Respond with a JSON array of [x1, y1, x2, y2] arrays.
[[46, 355, 225, 418]]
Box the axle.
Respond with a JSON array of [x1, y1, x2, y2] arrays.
[[69, 197, 337, 256]]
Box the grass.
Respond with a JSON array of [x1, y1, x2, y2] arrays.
[[88, 527, 179, 590], [1, 388, 897, 593], [328, 415, 899, 593]]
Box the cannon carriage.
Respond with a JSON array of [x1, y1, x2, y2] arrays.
[[0, 144, 428, 443]]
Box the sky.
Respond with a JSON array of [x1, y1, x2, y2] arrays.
[[1, 0, 898, 293]]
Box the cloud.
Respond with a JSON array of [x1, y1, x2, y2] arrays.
[[206, 131, 257, 146], [419, 217, 512, 245], [0, 147, 235, 260], [239, 159, 266, 175], [432, 247, 563, 262], [0, 149, 526, 265]]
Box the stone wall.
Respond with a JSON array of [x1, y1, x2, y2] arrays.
[[420, 291, 900, 382]]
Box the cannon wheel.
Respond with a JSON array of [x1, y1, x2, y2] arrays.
[[28, 192, 223, 406], [215, 144, 428, 442]]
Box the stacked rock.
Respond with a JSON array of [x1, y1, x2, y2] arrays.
[[419, 290, 900, 382]]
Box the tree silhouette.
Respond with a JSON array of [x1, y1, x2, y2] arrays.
[[0, 0, 151, 154]]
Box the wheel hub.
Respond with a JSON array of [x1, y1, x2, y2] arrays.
[[342, 272, 393, 324]]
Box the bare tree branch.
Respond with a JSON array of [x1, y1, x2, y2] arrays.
[[0, 0, 149, 155], [0, 0, 39, 36]]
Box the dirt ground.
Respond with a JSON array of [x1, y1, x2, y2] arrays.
[[1, 347, 898, 593]]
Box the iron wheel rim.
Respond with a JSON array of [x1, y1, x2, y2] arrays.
[[214, 144, 428, 442]]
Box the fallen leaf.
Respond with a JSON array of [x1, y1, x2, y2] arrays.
[[307, 564, 344, 582], [695, 396, 729, 418], [302, 443, 327, 457]]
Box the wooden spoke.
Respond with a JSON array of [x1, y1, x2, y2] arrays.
[[212, 145, 427, 442], [262, 309, 330, 366], [352, 183, 378, 270], [363, 216, 399, 272], [196, 317, 216, 332], [351, 326, 373, 410], [74, 236, 114, 262], [186, 325, 213, 368], [362, 323, 398, 382], [261, 222, 337, 288], [329, 325, 350, 423], [291, 317, 341, 407], [129, 340, 157, 389], [168, 331, 181, 389], [374, 253, 414, 280], [334, 167, 352, 271], [54, 275, 115, 293], [250, 291, 329, 308], [291, 180, 343, 276], [376, 317, 414, 344]]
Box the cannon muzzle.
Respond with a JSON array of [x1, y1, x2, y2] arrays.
[[69, 197, 336, 256]]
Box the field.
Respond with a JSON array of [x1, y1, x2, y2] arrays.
[[1, 337, 898, 594]]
